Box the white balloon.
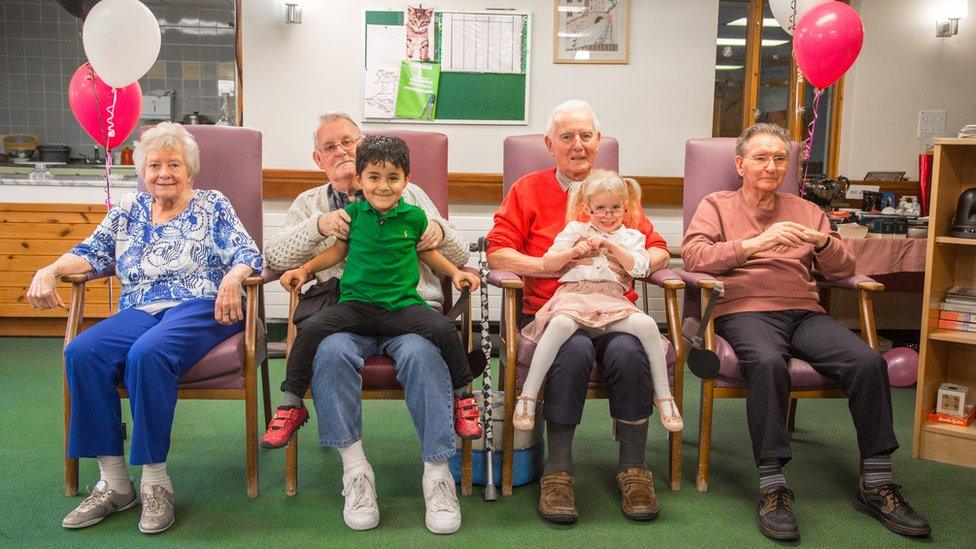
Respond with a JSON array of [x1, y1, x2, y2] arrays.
[[83, 0, 161, 88], [769, 0, 832, 35]]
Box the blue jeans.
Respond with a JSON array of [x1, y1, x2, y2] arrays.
[[64, 298, 243, 465], [310, 332, 456, 463]]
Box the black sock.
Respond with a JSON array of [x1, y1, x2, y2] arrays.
[[453, 388, 471, 398], [543, 421, 576, 476], [758, 458, 786, 491]]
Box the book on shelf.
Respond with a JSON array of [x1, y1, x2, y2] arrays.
[[940, 300, 976, 314], [928, 406, 976, 427], [945, 285, 976, 304], [939, 310, 976, 323], [938, 319, 976, 332]]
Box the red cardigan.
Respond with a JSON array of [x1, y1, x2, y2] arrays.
[[487, 168, 668, 315]]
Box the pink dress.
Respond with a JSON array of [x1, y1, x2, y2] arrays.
[[522, 221, 650, 343]]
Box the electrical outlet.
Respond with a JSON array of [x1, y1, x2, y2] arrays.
[[918, 110, 947, 136]]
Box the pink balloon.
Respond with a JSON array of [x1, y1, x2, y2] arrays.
[[883, 347, 919, 388], [67, 62, 142, 149], [792, 2, 864, 89]]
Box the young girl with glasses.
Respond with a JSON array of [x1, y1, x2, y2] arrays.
[[513, 170, 682, 433]]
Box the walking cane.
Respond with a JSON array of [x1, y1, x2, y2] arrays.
[[476, 237, 498, 501]]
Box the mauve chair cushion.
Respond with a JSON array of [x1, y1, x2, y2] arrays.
[[360, 357, 400, 391], [364, 129, 448, 217], [178, 322, 267, 390], [514, 336, 677, 390], [502, 134, 620, 195], [712, 334, 836, 389]]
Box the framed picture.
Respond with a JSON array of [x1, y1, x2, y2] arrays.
[[553, 0, 630, 64], [864, 171, 907, 181]]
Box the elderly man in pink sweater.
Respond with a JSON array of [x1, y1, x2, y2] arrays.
[[682, 123, 930, 542]]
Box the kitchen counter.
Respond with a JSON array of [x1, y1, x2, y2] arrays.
[[0, 174, 137, 204]]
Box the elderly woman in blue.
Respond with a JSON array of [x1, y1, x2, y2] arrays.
[[27, 122, 262, 535]]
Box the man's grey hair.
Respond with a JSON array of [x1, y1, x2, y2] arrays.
[[312, 112, 361, 147], [736, 123, 791, 157], [545, 99, 602, 135], [134, 121, 200, 180]]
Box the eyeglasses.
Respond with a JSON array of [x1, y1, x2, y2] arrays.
[[317, 136, 361, 155], [556, 131, 597, 144], [747, 154, 789, 167], [589, 204, 625, 216]]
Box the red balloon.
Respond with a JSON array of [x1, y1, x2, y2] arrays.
[[792, 2, 864, 89], [67, 63, 142, 149]]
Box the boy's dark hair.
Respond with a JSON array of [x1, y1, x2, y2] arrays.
[[355, 135, 411, 177]]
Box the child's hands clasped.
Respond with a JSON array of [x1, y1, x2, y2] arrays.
[[452, 270, 481, 291], [571, 239, 594, 258], [279, 267, 311, 291]]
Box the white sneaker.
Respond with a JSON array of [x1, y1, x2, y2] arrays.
[[341, 467, 379, 531], [422, 475, 461, 534]]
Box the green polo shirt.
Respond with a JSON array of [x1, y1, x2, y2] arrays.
[[339, 198, 429, 311]]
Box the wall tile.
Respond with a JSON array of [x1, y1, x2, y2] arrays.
[[1, 0, 236, 154]]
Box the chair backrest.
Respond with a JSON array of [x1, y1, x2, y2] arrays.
[[502, 134, 619, 195], [364, 129, 448, 218], [682, 137, 802, 232], [137, 125, 264, 246], [363, 129, 451, 313], [681, 137, 802, 319]]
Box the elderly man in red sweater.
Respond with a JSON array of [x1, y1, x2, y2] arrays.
[[682, 123, 930, 541], [487, 100, 670, 524]]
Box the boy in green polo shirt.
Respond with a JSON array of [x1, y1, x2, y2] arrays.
[[262, 135, 483, 449]]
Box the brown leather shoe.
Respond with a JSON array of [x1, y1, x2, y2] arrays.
[[617, 468, 659, 521], [538, 472, 578, 524]]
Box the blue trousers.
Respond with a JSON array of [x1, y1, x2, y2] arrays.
[[311, 333, 456, 463], [65, 298, 243, 465]]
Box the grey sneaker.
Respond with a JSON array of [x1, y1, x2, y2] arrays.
[[62, 482, 138, 529], [139, 485, 175, 534]]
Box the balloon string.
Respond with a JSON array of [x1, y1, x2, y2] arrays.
[[102, 88, 118, 211], [801, 88, 824, 195], [789, 0, 797, 33]]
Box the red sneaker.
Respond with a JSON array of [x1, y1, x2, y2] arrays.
[[454, 395, 483, 440], [260, 406, 309, 449]]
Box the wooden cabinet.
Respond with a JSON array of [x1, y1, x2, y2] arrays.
[[913, 139, 976, 468], [0, 203, 116, 336]]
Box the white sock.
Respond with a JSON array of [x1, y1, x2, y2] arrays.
[[140, 462, 173, 493], [96, 455, 131, 493], [423, 460, 452, 481], [338, 440, 370, 475]]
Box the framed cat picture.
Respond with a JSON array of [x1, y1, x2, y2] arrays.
[[553, 0, 630, 64]]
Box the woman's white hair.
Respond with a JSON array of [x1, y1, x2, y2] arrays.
[[545, 99, 602, 135], [133, 121, 201, 180]]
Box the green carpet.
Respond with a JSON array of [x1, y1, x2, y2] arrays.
[[2, 336, 974, 547]]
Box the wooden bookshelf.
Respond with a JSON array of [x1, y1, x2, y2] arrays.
[[913, 138, 976, 468]]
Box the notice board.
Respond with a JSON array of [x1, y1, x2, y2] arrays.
[[363, 8, 531, 125]]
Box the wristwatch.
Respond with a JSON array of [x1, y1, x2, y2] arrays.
[[813, 236, 830, 253]]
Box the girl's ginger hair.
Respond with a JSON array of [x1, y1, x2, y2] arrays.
[[566, 169, 643, 228]]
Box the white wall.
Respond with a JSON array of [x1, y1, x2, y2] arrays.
[[248, 1, 968, 328], [242, 0, 718, 175], [840, 0, 976, 180]]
